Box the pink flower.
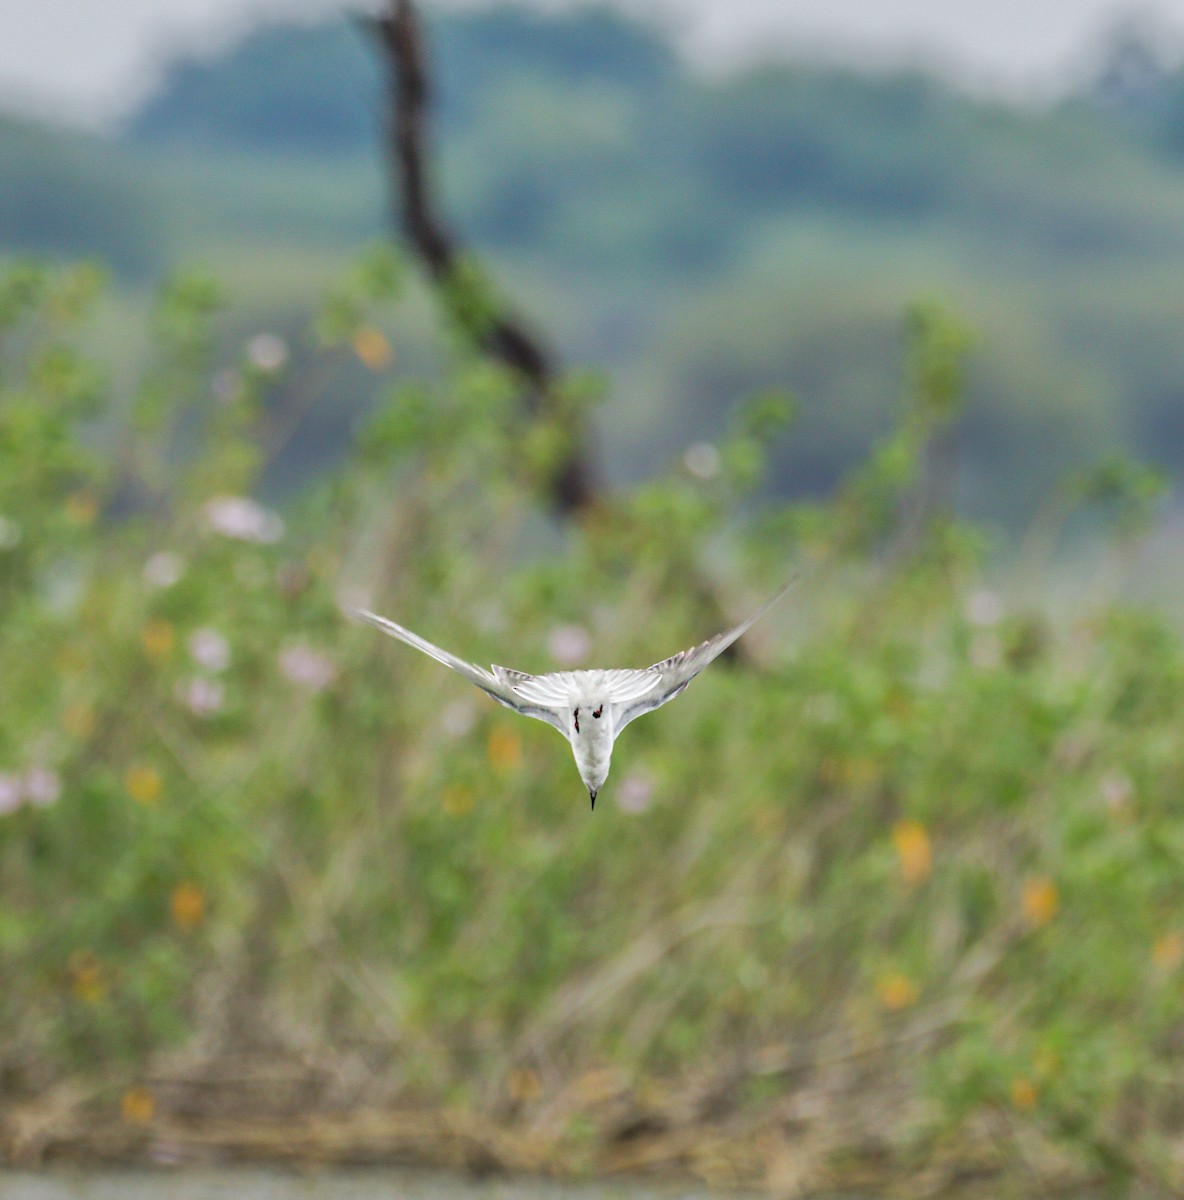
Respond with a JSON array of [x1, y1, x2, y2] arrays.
[[202, 496, 284, 544], [0, 774, 23, 815], [23, 767, 61, 808], [616, 771, 655, 814], [188, 628, 230, 673], [279, 644, 337, 692], [548, 624, 591, 666], [178, 677, 224, 717]]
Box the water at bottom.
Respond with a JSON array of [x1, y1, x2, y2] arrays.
[[0, 1170, 750, 1200]]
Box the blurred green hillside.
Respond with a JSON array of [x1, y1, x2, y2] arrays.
[[5, 6, 1184, 523]]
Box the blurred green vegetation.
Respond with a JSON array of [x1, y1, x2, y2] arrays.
[[6, 8, 1184, 526], [1, 254, 1182, 1193]]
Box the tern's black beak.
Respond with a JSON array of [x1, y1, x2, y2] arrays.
[[589, 789, 597, 811]]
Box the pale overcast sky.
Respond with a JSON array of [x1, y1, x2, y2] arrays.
[[2, 0, 1184, 125]]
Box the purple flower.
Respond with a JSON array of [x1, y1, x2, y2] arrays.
[[279, 644, 337, 692], [548, 624, 591, 666]]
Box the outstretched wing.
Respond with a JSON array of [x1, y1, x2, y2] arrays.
[[353, 609, 567, 732], [612, 579, 796, 732]]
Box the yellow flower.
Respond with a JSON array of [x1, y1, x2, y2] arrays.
[[891, 819, 931, 886], [62, 702, 96, 739], [1022, 877, 1059, 928], [121, 1088, 155, 1125], [442, 786, 475, 817], [1153, 932, 1184, 971], [1010, 1077, 1038, 1111], [875, 972, 919, 1011], [65, 491, 99, 525], [69, 954, 107, 1003], [170, 882, 206, 931], [507, 1067, 542, 1102], [141, 618, 175, 662], [125, 765, 163, 806], [487, 728, 522, 773], [1032, 1046, 1060, 1080], [352, 326, 394, 370]]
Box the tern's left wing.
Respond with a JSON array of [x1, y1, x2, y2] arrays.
[[353, 609, 567, 733], [612, 579, 795, 732]]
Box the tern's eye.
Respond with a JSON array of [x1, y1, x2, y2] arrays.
[[573, 707, 580, 733], [592, 705, 603, 719]]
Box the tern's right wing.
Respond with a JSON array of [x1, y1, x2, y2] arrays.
[[612, 579, 796, 732], [353, 609, 567, 733]]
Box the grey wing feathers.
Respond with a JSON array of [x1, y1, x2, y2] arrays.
[[352, 609, 565, 731], [613, 579, 795, 731]]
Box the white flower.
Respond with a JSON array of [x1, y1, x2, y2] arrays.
[[203, 496, 284, 544], [965, 589, 1003, 628], [179, 677, 224, 717], [246, 333, 289, 373], [548, 624, 591, 666], [188, 628, 230, 673], [0, 515, 21, 551], [683, 442, 721, 481], [0, 774, 23, 815], [143, 551, 184, 588], [616, 771, 655, 814], [278, 644, 337, 692], [23, 767, 61, 808]]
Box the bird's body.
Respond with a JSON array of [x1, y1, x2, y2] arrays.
[[354, 581, 792, 807]]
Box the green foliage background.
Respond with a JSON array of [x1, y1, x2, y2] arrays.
[[1, 253, 1182, 1192]]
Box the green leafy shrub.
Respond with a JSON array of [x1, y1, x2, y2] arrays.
[[0, 256, 1180, 1192]]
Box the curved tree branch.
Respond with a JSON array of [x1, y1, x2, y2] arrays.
[[364, 0, 598, 517]]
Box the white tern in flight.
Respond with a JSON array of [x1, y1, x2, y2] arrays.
[[354, 581, 793, 809]]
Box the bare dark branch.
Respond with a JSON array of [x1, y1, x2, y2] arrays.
[[364, 0, 598, 516]]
